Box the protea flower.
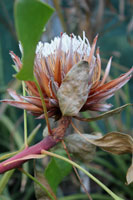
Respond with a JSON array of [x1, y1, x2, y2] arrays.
[[2, 33, 133, 121], [0, 32, 132, 174]]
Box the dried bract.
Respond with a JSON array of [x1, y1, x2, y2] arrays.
[[83, 132, 133, 155], [65, 133, 96, 163], [126, 163, 133, 185]]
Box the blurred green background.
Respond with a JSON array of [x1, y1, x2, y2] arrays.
[[0, 0, 133, 199]]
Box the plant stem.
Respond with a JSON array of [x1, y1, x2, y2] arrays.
[[0, 117, 70, 174], [62, 140, 92, 200], [53, 0, 67, 32], [0, 124, 41, 194], [34, 76, 52, 135], [20, 168, 55, 200], [41, 150, 124, 200], [0, 136, 57, 173], [22, 81, 28, 147], [124, 84, 130, 129]]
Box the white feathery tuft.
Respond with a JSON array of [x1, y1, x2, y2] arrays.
[[36, 32, 91, 57]]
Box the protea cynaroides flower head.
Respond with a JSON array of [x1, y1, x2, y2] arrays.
[[2, 32, 133, 121]]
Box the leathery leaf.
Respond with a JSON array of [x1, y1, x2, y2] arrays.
[[57, 61, 92, 116], [14, 0, 54, 81]]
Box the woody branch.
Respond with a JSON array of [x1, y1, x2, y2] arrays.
[[0, 117, 71, 174]]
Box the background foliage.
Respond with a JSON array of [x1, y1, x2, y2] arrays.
[[0, 0, 133, 199]]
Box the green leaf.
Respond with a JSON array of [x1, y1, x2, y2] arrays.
[[0, 196, 11, 200], [14, 0, 54, 81], [0, 170, 15, 195], [44, 151, 72, 193]]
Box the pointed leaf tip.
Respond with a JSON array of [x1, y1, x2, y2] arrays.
[[75, 103, 133, 122]]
